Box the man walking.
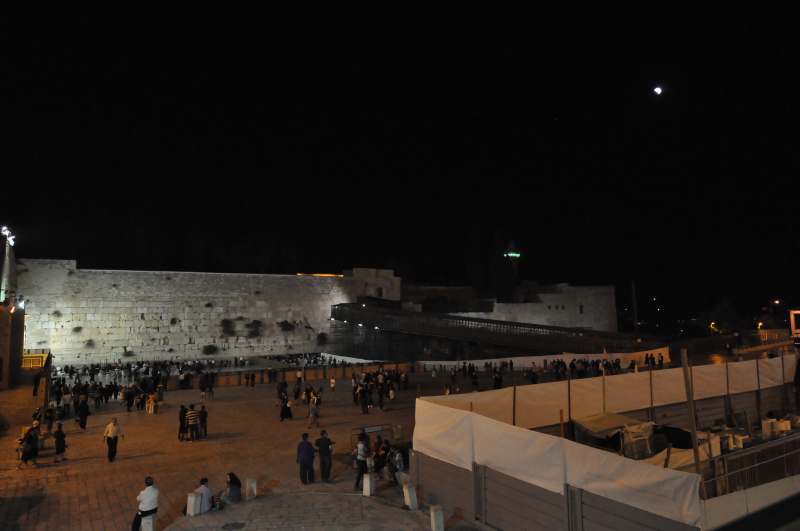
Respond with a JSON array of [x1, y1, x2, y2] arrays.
[[77, 396, 91, 431], [296, 433, 316, 484], [315, 430, 334, 483], [103, 417, 124, 462], [132, 476, 159, 531]]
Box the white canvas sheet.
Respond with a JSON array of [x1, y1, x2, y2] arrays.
[[414, 397, 704, 527], [472, 412, 566, 494], [471, 387, 514, 424], [758, 357, 783, 388], [413, 399, 474, 470], [569, 376, 604, 420], [605, 372, 652, 413], [692, 363, 727, 399], [564, 438, 703, 526], [729, 360, 759, 394], [515, 381, 569, 428], [421, 393, 473, 412], [652, 367, 687, 406], [784, 354, 797, 383]]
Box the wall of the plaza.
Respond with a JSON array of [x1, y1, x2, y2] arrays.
[[451, 285, 618, 332], [16, 259, 400, 365]]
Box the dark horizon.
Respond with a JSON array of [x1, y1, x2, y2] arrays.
[[3, 19, 797, 330]]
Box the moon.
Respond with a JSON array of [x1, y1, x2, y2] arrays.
[[653, 86, 663, 95]]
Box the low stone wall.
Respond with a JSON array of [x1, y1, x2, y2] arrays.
[[163, 362, 413, 390]]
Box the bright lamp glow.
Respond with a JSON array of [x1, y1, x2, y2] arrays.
[[503, 251, 521, 258], [1, 226, 14, 246], [654, 86, 663, 95]]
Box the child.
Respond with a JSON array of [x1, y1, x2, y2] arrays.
[[54, 422, 67, 463]]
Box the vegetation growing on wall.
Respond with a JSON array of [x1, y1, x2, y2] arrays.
[[84, 339, 95, 348], [221, 319, 236, 337], [170, 317, 179, 325], [317, 332, 328, 345], [205, 302, 213, 308], [51, 310, 62, 318], [72, 326, 83, 333], [202, 344, 219, 355], [278, 320, 295, 332], [245, 320, 263, 338]]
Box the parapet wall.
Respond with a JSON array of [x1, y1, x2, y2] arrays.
[[16, 259, 400, 365], [452, 285, 618, 332]]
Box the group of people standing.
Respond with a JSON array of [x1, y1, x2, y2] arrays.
[[352, 432, 406, 491], [352, 368, 407, 414], [178, 404, 208, 441]]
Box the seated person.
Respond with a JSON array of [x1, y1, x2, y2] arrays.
[[195, 477, 213, 514], [218, 472, 242, 505]]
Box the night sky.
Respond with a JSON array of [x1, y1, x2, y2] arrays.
[[2, 18, 797, 329]]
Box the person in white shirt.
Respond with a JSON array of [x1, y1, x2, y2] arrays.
[[103, 418, 124, 462], [132, 476, 159, 531], [194, 477, 213, 514]]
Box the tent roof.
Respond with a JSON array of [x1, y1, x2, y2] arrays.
[[575, 413, 647, 438]]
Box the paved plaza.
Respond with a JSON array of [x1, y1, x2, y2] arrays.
[[0, 375, 437, 531]]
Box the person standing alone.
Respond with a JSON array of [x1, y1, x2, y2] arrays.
[[77, 396, 91, 431], [103, 417, 124, 462]]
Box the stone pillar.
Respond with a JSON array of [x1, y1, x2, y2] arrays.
[[245, 478, 257, 499], [186, 493, 202, 516], [362, 472, 377, 496]]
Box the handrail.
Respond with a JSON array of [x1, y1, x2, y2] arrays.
[[702, 446, 800, 486]]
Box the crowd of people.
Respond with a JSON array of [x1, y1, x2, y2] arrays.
[[427, 353, 670, 394], [15, 356, 422, 530]]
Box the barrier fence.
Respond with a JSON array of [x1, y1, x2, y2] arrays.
[[417, 345, 672, 372], [422, 354, 797, 430], [163, 362, 413, 391], [413, 398, 703, 529]]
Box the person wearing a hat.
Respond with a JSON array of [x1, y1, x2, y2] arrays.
[[17, 421, 40, 469], [132, 476, 159, 531]]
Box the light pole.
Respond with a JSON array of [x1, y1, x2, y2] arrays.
[[1, 225, 16, 303]]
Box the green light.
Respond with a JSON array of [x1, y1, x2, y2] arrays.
[[504, 251, 521, 258]]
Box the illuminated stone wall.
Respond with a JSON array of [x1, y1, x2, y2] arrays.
[[16, 259, 400, 365]]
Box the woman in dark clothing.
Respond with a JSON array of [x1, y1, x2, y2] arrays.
[[17, 422, 40, 469], [77, 398, 90, 431], [280, 392, 292, 421], [178, 405, 188, 441], [54, 422, 67, 462], [220, 472, 242, 504]]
